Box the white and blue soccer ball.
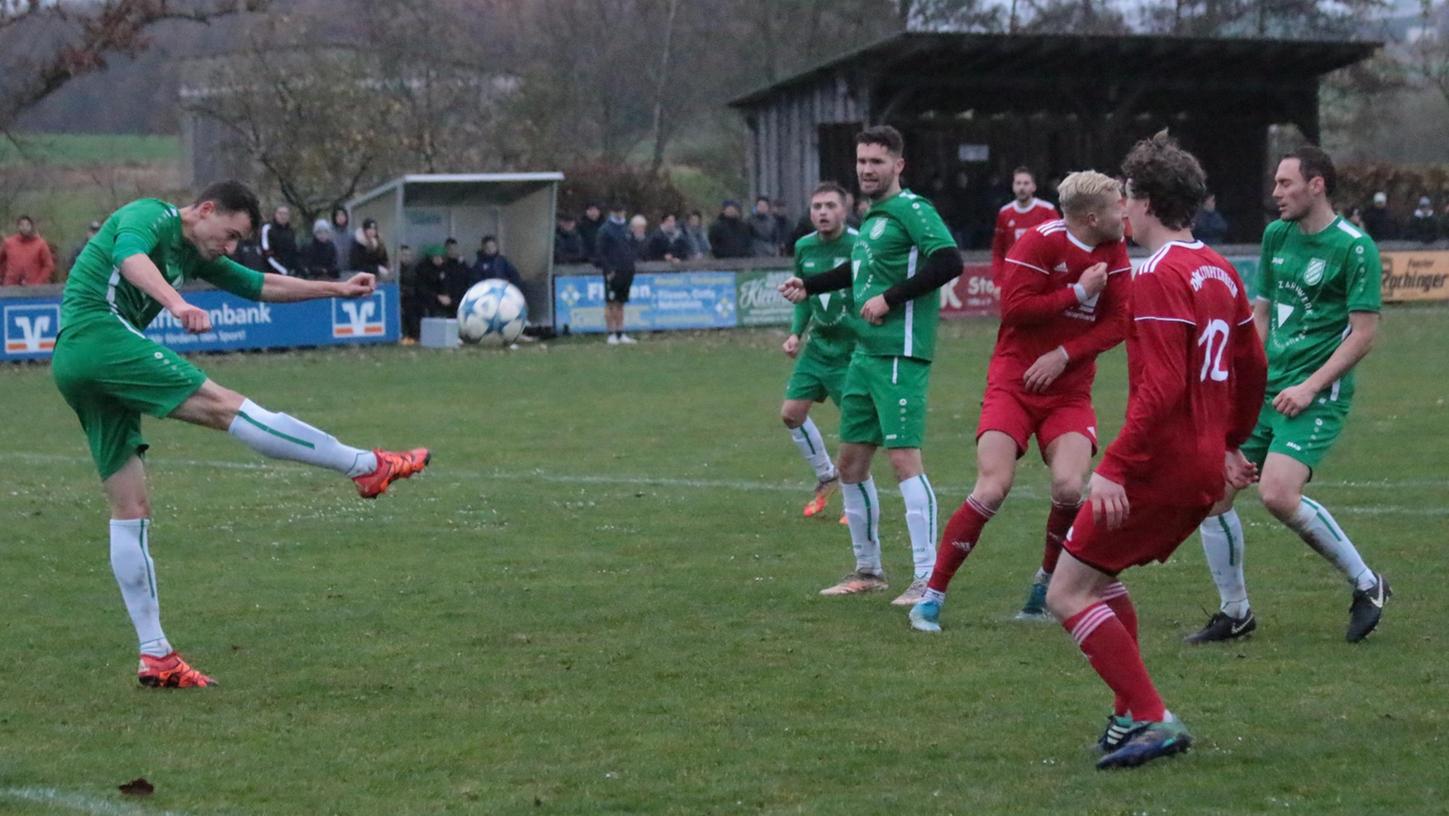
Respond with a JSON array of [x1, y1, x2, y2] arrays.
[[457, 280, 528, 346]]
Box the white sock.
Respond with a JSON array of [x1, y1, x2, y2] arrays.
[[1287, 497, 1375, 590], [899, 474, 938, 581], [110, 519, 172, 658], [841, 478, 882, 575], [228, 399, 376, 477], [1200, 510, 1250, 618], [789, 417, 836, 482]]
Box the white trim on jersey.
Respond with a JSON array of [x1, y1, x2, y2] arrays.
[[1336, 218, 1364, 240], [1006, 258, 1051, 275], [1135, 315, 1195, 325], [1135, 242, 1174, 278], [903, 246, 919, 357], [1036, 219, 1066, 235], [892, 356, 900, 385], [1065, 228, 1094, 253], [1238, 315, 1256, 326]]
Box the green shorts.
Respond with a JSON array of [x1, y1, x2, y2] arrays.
[[1240, 395, 1350, 473], [784, 348, 850, 405], [838, 353, 931, 449], [51, 317, 208, 480]]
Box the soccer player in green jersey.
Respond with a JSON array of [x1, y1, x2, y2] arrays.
[[781, 182, 858, 520], [51, 181, 430, 688], [1188, 146, 1391, 644], [780, 126, 964, 606]]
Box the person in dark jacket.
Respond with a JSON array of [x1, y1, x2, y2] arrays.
[[415, 246, 455, 319], [398, 244, 422, 342], [472, 235, 523, 288], [748, 196, 779, 256], [578, 203, 605, 262], [554, 214, 588, 263], [1408, 196, 1439, 244], [299, 219, 340, 279], [260, 205, 298, 275], [330, 207, 355, 271], [595, 202, 638, 344], [1361, 192, 1396, 241], [1191, 193, 1229, 244], [442, 238, 472, 303], [682, 210, 710, 259], [644, 213, 691, 262], [348, 218, 390, 278], [708, 200, 752, 258], [771, 198, 792, 255]]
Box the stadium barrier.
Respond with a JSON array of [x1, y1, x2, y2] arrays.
[[1380, 250, 1449, 302], [1, 281, 401, 362]]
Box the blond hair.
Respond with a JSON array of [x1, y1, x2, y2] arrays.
[[629, 214, 648, 230], [1057, 171, 1122, 217]]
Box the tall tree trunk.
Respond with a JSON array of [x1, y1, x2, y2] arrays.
[[649, 0, 681, 174]]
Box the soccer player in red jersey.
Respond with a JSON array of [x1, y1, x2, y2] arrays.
[[909, 171, 1132, 633], [1045, 133, 1267, 769], [990, 167, 1058, 286]]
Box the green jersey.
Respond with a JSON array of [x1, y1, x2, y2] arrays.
[[61, 198, 266, 332], [791, 227, 859, 360], [1258, 216, 1381, 401], [851, 189, 956, 361]]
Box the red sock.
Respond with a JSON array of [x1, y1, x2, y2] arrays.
[[1100, 582, 1137, 716], [1063, 601, 1165, 722], [927, 496, 995, 594], [1041, 500, 1079, 574]]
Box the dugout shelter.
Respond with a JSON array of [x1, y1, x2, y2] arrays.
[[347, 173, 563, 324], [730, 31, 1378, 244]]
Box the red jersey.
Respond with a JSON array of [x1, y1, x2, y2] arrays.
[[991, 198, 1058, 283], [1096, 241, 1268, 506], [990, 220, 1132, 396]]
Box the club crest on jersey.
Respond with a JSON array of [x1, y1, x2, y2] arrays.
[[869, 218, 887, 240], [1304, 258, 1326, 286], [332, 291, 387, 337]]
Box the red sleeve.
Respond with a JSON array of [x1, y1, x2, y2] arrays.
[[999, 233, 1078, 327], [1061, 268, 1129, 361], [990, 210, 1009, 280], [1227, 294, 1268, 449]]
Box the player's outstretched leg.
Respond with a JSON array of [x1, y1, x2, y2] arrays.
[[782, 407, 839, 518], [1188, 505, 1257, 643], [170, 381, 429, 499]]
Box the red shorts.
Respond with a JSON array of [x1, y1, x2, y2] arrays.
[[976, 385, 1097, 461], [1063, 496, 1213, 575]]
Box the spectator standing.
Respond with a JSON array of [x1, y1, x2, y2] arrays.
[[748, 196, 780, 256], [682, 210, 710, 259], [330, 207, 354, 270], [442, 238, 472, 303], [230, 236, 267, 273], [1346, 207, 1366, 229], [1192, 192, 1230, 244], [300, 219, 340, 279], [1361, 191, 1396, 241], [645, 213, 690, 262], [578, 203, 605, 261], [398, 244, 422, 343], [472, 235, 523, 288], [555, 214, 588, 263], [349, 218, 390, 279], [260, 205, 298, 275], [1408, 196, 1439, 244], [708, 200, 751, 258], [0, 215, 56, 286], [595, 202, 638, 344], [772, 198, 792, 255], [65, 220, 102, 276]]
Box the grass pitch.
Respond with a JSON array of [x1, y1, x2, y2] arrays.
[[1, 314, 1446, 815]]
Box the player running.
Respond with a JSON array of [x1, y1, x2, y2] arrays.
[[990, 167, 1058, 286], [1187, 145, 1390, 644], [51, 182, 430, 689], [910, 171, 1132, 633], [780, 125, 964, 606], [1045, 133, 1267, 769], [781, 182, 859, 521]]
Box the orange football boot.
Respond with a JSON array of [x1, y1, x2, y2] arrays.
[[803, 475, 839, 518], [353, 448, 431, 498], [138, 652, 216, 688]]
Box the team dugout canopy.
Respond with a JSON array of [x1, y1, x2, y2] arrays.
[[730, 31, 1378, 244], [347, 173, 563, 324]]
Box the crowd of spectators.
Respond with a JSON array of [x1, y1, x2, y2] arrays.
[[1348, 191, 1449, 244]]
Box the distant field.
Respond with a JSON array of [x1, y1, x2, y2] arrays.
[[0, 132, 180, 167], [1, 315, 1445, 815]]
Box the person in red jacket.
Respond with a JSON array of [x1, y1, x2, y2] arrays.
[[1044, 132, 1268, 770], [990, 167, 1058, 285], [0, 215, 57, 286]]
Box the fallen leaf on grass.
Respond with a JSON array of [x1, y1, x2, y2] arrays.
[[118, 778, 154, 797]]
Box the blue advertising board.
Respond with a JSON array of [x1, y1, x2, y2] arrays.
[[1, 282, 399, 362], [553, 272, 737, 333]]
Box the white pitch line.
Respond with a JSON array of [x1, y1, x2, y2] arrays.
[[0, 786, 193, 816]]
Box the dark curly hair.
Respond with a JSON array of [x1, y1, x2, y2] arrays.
[[1121, 131, 1206, 231]]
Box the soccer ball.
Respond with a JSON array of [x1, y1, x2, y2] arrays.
[[457, 280, 528, 346]]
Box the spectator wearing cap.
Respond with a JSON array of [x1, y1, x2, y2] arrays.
[[578, 202, 605, 262], [66, 220, 102, 277], [748, 196, 779, 257], [645, 213, 690, 262], [682, 210, 710, 259], [555, 214, 588, 264], [0, 215, 56, 286], [708, 200, 751, 258], [1362, 191, 1396, 241], [299, 219, 340, 279], [349, 218, 390, 278], [1192, 192, 1229, 244], [1408, 195, 1439, 244], [471, 235, 522, 289], [260, 205, 298, 275]]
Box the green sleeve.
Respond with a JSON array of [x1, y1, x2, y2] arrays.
[[198, 257, 266, 300], [903, 199, 957, 257], [1346, 237, 1382, 313], [111, 200, 168, 265], [790, 249, 810, 334], [1256, 222, 1279, 301]]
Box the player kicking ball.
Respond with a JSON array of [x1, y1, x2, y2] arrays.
[[910, 171, 1131, 633], [780, 182, 858, 522], [1045, 133, 1267, 769], [51, 181, 430, 688], [1187, 146, 1390, 644]]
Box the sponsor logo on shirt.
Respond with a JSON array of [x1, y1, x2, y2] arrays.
[[332, 291, 387, 337], [3, 304, 60, 353]]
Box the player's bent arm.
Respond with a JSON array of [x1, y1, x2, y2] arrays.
[[1227, 323, 1269, 447], [1061, 271, 1131, 361], [118, 254, 191, 312], [260, 272, 374, 303], [1298, 311, 1378, 394], [1252, 298, 1269, 341], [882, 247, 962, 306], [801, 262, 851, 294], [999, 262, 1080, 327], [1095, 320, 1192, 484]]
